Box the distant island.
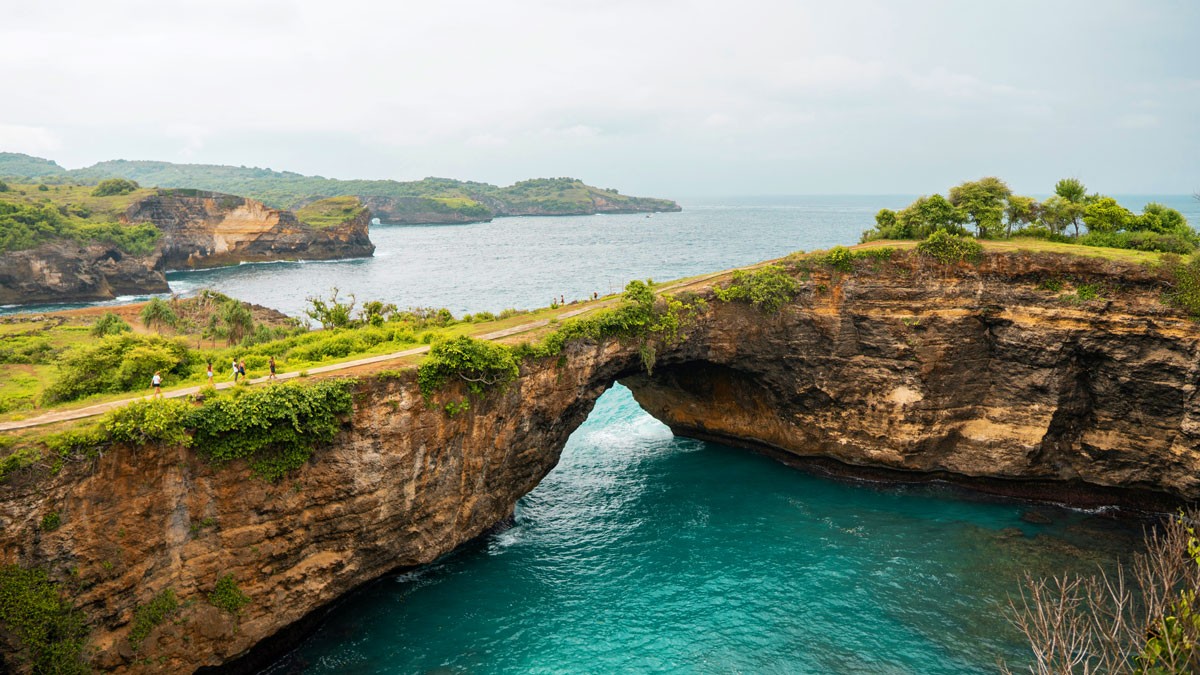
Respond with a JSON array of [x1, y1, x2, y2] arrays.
[[0, 153, 682, 224]]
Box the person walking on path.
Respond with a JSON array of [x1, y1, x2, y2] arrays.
[[232, 358, 240, 383], [268, 356, 277, 381], [151, 371, 163, 399], [238, 360, 247, 382], [206, 360, 215, 387]]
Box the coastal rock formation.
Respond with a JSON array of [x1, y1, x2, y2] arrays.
[[0, 191, 374, 305], [0, 241, 169, 306], [125, 191, 375, 269], [1, 251, 1198, 672]]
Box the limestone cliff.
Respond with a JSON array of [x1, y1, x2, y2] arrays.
[[0, 241, 168, 306], [0, 191, 375, 306], [0, 250, 1198, 673], [125, 191, 375, 269]]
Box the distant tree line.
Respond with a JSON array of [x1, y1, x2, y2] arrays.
[[864, 177, 1196, 254]]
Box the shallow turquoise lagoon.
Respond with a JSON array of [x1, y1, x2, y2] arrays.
[[265, 385, 1140, 674]]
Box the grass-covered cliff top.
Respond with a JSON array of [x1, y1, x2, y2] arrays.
[[0, 153, 680, 221], [0, 181, 160, 254], [293, 196, 368, 229]]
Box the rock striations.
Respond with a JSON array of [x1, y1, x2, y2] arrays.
[[0, 191, 374, 306], [1, 251, 1198, 672]]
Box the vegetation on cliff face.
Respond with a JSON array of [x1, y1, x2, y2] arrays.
[[0, 565, 89, 674], [863, 176, 1195, 255], [0, 153, 679, 222], [713, 265, 800, 312]]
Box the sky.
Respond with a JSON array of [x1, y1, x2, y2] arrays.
[[2, 0, 1197, 198]]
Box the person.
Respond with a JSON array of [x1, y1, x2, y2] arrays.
[[151, 371, 163, 399], [592, 291, 598, 300], [268, 356, 277, 381], [238, 360, 247, 382], [206, 360, 214, 387], [232, 358, 239, 383], [560, 294, 565, 305]]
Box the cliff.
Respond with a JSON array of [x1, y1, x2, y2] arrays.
[[0, 189, 374, 305], [1, 249, 1198, 672], [125, 191, 374, 269]]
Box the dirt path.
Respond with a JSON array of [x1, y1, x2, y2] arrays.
[[0, 271, 736, 433]]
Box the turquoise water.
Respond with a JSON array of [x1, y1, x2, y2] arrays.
[[265, 385, 1140, 674]]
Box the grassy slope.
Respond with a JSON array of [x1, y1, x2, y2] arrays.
[[293, 196, 367, 229], [0, 182, 156, 220]]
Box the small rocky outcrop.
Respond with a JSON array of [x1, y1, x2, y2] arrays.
[[0, 251, 1198, 672]]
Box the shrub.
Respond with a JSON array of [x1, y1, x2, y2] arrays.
[[417, 336, 519, 398], [91, 178, 139, 197], [207, 575, 250, 616], [128, 589, 178, 651], [1169, 255, 1200, 318], [40, 512, 60, 532], [102, 399, 192, 447], [43, 334, 192, 403], [140, 297, 179, 331], [0, 334, 54, 364], [91, 312, 131, 337], [713, 265, 800, 313], [0, 565, 89, 674], [187, 379, 355, 481], [1079, 230, 1197, 255], [916, 230, 984, 264]]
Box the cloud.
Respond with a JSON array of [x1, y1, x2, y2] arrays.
[[0, 123, 62, 155]]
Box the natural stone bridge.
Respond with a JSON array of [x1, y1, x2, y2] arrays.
[[2, 251, 1198, 673]]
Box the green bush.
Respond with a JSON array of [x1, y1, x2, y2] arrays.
[[916, 230, 984, 264], [40, 512, 60, 532], [128, 589, 178, 651], [43, 334, 192, 403], [0, 334, 54, 364], [1169, 255, 1200, 318], [90, 312, 131, 337], [1078, 230, 1197, 254], [207, 575, 250, 616], [139, 298, 178, 331], [0, 565, 89, 674], [417, 336, 519, 398], [102, 399, 192, 447], [91, 178, 138, 197], [187, 379, 355, 481], [713, 265, 800, 313]]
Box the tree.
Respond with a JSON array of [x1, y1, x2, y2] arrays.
[[1134, 202, 1190, 234], [358, 300, 398, 327], [91, 178, 139, 197], [1040, 196, 1082, 237], [91, 312, 131, 337], [948, 177, 1012, 238], [305, 287, 356, 329], [1053, 178, 1088, 236], [219, 299, 254, 345], [140, 297, 178, 332], [1082, 197, 1134, 234], [896, 194, 965, 238], [1005, 195, 1040, 237]]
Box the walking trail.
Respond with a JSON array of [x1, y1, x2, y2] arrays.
[[0, 270, 736, 432]]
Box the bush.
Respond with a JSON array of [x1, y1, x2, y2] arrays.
[[102, 399, 192, 447], [0, 334, 54, 364], [187, 379, 355, 481], [1079, 230, 1197, 255], [207, 575, 250, 616], [916, 230, 984, 264], [43, 334, 193, 403], [1169, 255, 1200, 318], [91, 178, 139, 197], [0, 565, 89, 674], [140, 297, 179, 331], [91, 312, 131, 337], [713, 265, 800, 313], [417, 336, 519, 398], [129, 589, 178, 650]]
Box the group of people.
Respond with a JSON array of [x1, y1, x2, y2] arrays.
[[152, 356, 278, 398], [551, 292, 601, 307]]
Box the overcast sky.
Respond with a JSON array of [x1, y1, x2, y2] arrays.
[[2, 0, 1197, 197]]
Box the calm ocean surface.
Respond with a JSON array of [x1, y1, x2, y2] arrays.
[[13, 196, 1197, 672]]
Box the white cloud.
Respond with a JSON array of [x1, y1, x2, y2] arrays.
[[0, 123, 62, 155]]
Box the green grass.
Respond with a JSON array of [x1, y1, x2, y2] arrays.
[[0, 182, 155, 220], [293, 196, 366, 229]]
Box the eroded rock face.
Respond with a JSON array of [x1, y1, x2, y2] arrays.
[[0, 252, 1198, 672], [0, 191, 374, 305], [0, 240, 168, 305], [126, 192, 374, 270]]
